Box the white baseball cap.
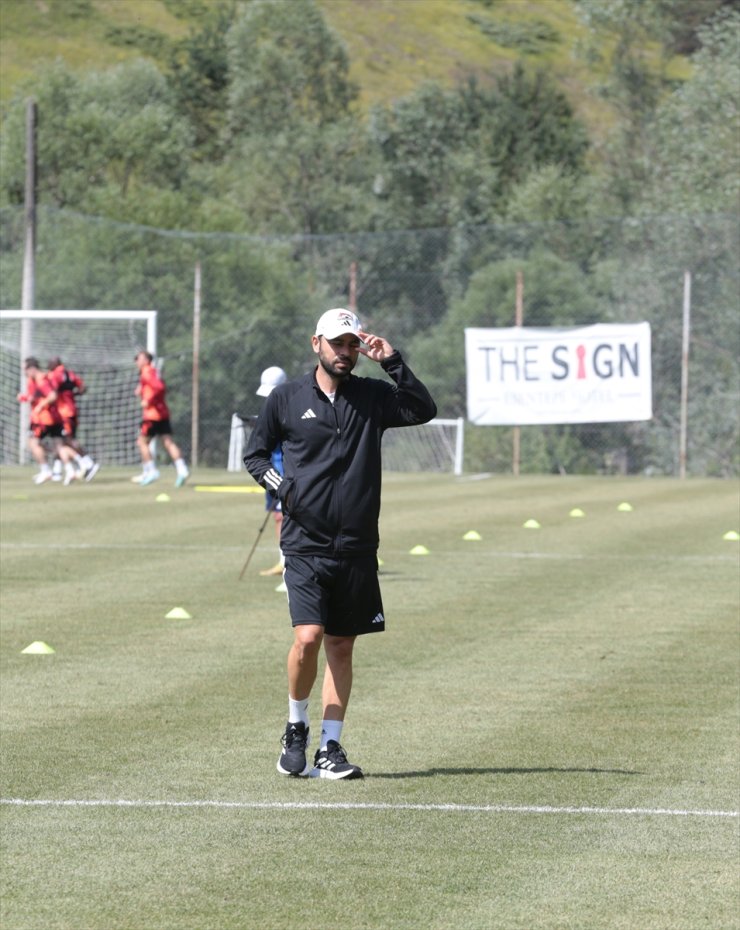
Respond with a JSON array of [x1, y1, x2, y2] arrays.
[[256, 366, 287, 397], [315, 308, 362, 340]]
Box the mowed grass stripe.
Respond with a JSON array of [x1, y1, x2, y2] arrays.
[[1, 468, 738, 930]]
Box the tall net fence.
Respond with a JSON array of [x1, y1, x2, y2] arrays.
[[0, 311, 154, 466], [0, 207, 737, 476]]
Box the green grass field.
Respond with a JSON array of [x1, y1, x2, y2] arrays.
[[1, 466, 738, 930]]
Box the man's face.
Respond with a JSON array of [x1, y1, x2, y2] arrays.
[[313, 333, 361, 380]]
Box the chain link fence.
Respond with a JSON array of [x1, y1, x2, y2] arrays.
[[1, 207, 737, 476]]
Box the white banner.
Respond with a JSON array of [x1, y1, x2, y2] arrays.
[[465, 323, 652, 425]]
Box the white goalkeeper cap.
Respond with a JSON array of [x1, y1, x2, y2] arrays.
[[315, 308, 362, 340], [256, 366, 288, 397]]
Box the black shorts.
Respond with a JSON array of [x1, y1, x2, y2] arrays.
[[283, 554, 385, 637], [30, 424, 64, 441], [140, 419, 172, 439], [61, 417, 78, 439]]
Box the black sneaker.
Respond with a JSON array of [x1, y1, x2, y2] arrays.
[[277, 721, 310, 777], [310, 740, 364, 780]]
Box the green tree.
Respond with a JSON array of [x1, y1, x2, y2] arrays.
[[641, 8, 740, 215], [218, 0, 371, 235], [0, 59, 194, 221], [225, 0, 358, 138], [368, 67, 588, 230], [167, 1, 236, 160]]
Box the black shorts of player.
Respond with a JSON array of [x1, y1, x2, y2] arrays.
[[284, 554, 385, 637], [140, 418, 173, 439], [31, 424, 64, 441], [61, 417, 78, 439]]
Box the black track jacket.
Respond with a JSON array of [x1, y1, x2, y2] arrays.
[[243, 351, 437, 557]]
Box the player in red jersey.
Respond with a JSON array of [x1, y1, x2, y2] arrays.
[[47, 357, 100, 482], [134, 351, 189, 487], [17, 358, 80, 484]]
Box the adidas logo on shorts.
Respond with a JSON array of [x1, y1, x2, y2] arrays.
[[372, 613, 384, 624]]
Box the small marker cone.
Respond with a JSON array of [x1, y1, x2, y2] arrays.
[[617, 502, 633, 512], [409, 545, 430, 555], [523, 519, 541, 529], [378, 558, 385, 566], [463, 530, 482, 541], [156, 493, 171, 503], [275, 581, 287, 593], [569, 508, 585, 518], [165, 607, 192, 620], [21, 641, 55, 654], [723, 531, 740, 541]]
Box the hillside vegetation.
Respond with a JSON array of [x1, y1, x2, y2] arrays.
[[0, 0, 689, 142]]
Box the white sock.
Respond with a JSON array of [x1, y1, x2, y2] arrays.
[[288, 696, 309, 727], [320, 719, 343, 750], [143, 461, 156, 475], [175, 457, 188, 476]]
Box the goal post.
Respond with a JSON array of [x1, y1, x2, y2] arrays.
[[228, 414, 465, 476], [382, 417, 465, 476], [0, 309, 157, 466]]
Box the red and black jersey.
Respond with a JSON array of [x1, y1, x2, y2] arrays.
[[21, 373, 62, 427], [139, 363, 170, 421], [48, 364, 84, 420]]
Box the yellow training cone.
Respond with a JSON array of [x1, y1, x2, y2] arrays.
[[21, 641, 55, 654], [463, 530, 482, 541], [165, 607, 192, 620], [409, 545, 430, 555], [617, 502, 633, 512], [156, 493, 171, 503], [723, 531, 739, 541], [569, 508, 585, 518], [523, 519, 541, 529]]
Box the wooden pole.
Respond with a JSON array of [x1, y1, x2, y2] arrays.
[[191, 260, 201, 469], [679, 270, 691, 479], [512, 269, 524, 476], [19, 98, 37, 464]]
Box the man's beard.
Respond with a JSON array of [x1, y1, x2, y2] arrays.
[[318, 353, 355, 381]]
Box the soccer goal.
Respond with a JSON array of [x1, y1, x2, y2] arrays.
[[228, 414, 464, 476], [0, 309, 157, 466]]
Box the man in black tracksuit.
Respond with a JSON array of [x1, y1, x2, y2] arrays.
[[244, 308, 437, 780]]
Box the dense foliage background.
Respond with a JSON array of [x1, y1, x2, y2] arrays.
[[0, 0, 737, 475]]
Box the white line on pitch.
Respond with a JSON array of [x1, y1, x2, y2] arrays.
[[1, 798, 737, 818]]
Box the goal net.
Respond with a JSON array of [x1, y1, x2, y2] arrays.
[[0, 310, 156, 466], [228, 414, 464, 476]]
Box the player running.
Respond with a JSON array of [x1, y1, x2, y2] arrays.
[[47, 357, 100, 482], [134, 351, 189, 487], [17, 358, 80, 484]]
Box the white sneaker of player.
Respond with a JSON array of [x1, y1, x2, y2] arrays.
[[84, 462, 101, 482], [33, 471, 53, 485], [63, 468, 79, 486]]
